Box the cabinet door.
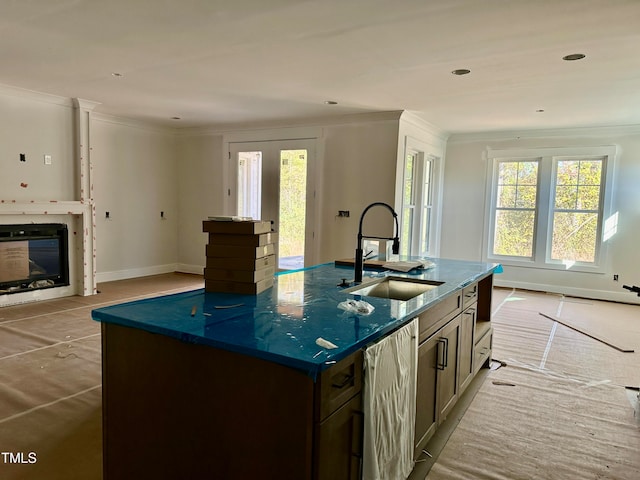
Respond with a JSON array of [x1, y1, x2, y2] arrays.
[[414, 333, 440, 457], [437, 316, 460, 423], [315, 393, 363, 480], [458, 306, 476, 394]]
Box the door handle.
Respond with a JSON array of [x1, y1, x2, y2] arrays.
[[442, 337, 449, 368], [437, 338, 448, 370], [332, 373, 355, 389]]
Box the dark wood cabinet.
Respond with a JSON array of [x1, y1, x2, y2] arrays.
[[101, 323, 363, 480], [414, 307, 461, 455], [414, 274, 493, 459], [437, 316, 460, 423], [100, 271, 494, 479], [314, 393, 363, 480], [414, 333, 440, 457], [458, 305, 477, 394], [313, 349, 363, 480]]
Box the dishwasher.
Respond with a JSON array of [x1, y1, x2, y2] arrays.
[[363, 318, 418, 480]]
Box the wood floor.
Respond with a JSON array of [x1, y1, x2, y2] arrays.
[[0, 273, 638, 479]]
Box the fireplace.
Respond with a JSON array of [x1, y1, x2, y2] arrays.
[[0, 223, 70, 295]]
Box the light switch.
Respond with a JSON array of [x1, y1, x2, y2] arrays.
[[44, 154, 52, 165]]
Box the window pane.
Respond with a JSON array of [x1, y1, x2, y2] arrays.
[[497, 161, 538, 208], [421, 206, 431, 255], [516, 185, 537, 208], [556, 160, 579, 185], [578, 185, 601, 210], [498, 162, 518, 184], [555, 158, 602, 211], [493, 210, 535, 257], [578, 160, 602, 185], [401, 207, 413, 257], [497, 185, 516, 208], [551, 212, 598, 262], [404, 154, 414, 205], [552, 157, 602, 264], [555, 185, 577, 209]]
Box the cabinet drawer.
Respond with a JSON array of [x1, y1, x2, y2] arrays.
[[316, 350, 363, 421], [474, 329, 492, 374], [462, 282, 478, 309], [418, 292, 461, 343]]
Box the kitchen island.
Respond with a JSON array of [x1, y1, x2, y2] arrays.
[[94, 259, 498, 479]]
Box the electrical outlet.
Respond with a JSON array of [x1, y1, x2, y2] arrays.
[[44, 154, 52, 165], [613, 274, 619, 281], [338, 210, 350, 217]]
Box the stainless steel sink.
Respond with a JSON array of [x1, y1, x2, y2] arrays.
[[345, 276, 444, 301]]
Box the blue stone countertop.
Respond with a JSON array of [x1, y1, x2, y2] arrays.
[[92, 258, 498, 380]]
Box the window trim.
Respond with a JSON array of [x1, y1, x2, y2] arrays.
[[484, 145, 617, 274], [400, 146, 438, 257]]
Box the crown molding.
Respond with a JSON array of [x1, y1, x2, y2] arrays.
[[448, 124, 640, 144], [176, 110, 404, 137], [0, 82, 73, 108], [73, 98, 101, 111], [400, 111, 449, 142], [92, 112, 177, 135]]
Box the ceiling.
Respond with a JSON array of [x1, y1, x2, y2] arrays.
[[2, 0, 639, 133]]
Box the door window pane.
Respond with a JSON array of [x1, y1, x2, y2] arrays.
[[278, 150, 307, 270], [237, 151, 262, 219]]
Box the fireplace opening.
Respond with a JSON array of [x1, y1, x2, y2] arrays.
[[0, 224, 70, 295]]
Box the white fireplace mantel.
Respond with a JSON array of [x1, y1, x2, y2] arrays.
[[0, 97, 99, 306]]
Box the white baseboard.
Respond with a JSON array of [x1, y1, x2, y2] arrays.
[[176, 263, 204, 275], [96, 264, 179, 284], [494, 278, 640, 305]]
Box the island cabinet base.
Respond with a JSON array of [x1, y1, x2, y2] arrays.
[[102, 323, 363, 480]]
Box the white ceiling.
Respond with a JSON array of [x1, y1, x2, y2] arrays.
[[2, 0, 639, 133]]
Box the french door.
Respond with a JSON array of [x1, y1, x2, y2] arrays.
[[228, 139, 315, 270]]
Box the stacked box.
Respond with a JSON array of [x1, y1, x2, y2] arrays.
[[202, 220, 276, 295]]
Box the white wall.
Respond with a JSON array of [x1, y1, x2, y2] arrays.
[[0, 90, 75, 201], [442, 127, 640, 304], [5, 81, 637, 305], [174, 113, 402, 273], [318, 117, 400, 262], [175, 132, 225, 273], [92, 116, 179, 282]]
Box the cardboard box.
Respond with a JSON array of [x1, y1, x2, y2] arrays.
[[205, 276, 274, 295], [204, 266, 275, 283], [206, 243, 275, 259], [208, 232, 278, 247], [0, 241, 30, 283], [206, 255, 276, 271], [202, 220, 271, 235]]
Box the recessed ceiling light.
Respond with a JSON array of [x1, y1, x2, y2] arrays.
[[324, 100, 338, 105], [562, 53, 586, 61], [451, 69, 471, 75], [171, 116, 181, 120], [536, 109, 545, 113], [111, 72, 124, 77]]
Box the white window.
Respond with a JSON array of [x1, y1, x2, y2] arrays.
[[485, 146, 616, 272], [400, 150, 436, 257]]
